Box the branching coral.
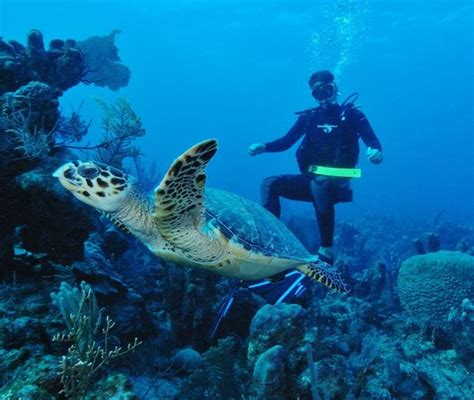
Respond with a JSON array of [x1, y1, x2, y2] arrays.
[[51, 281, 141, 399]]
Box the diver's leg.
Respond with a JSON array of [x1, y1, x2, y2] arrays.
[[310, 177, 335, 261], [261, 174, 312, 218], [261, 176, 283, 217]]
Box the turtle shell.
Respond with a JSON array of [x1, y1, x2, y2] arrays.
[[204, 188, 310, 260]]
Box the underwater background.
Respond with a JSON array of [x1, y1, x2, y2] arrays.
[[0, 0, 473, 399]]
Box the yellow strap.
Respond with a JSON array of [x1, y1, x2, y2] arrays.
[[308, 165, 362, 178]]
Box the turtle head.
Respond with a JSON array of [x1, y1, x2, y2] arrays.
[[53, 161, 132, 212]]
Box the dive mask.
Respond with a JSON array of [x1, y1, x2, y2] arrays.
[[311, 82, 335, 101]]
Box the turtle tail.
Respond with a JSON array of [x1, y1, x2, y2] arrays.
[[296, 261, 349, 293]]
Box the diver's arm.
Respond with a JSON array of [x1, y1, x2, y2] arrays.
[[264, 116, 306, 153], [353, 110, 382, 151], [351, 109, 383, 164]]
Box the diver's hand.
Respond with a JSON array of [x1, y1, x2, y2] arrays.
[[367, 147, 383, 164], [248, 143, 266, 156]]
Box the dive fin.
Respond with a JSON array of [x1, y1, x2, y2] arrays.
[[243, 270, 309, 304], [208, 270, 309, 339], [208, 282, 240, 339]]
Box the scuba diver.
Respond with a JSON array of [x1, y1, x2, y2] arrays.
[[209, 70, 383, 339], [248, 70, 383, 265]]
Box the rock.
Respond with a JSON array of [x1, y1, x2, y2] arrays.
[[297, 355, 347, 400], [447, 298, 474, 369], [0, 348, 31, 386], [14, 153, 96, 263], [0, 354, 61, 399], [0, 316, 47, 349], [249, 345, 288, 400], [416, 351, 474, 399], [461, 298, 474, 322], [103, 227, 129, 259], [247, 303, 307, 368], [172, 348, 205, 373], [84, 373, 139, 399], [131, 376, 180, 399]]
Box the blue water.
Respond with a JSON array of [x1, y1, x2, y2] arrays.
[[1, 0, 473, 221]]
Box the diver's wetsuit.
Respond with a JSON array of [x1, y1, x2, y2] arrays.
[[261, 103, 382, 247]]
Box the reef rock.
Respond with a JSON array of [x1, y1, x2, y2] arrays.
[[249, 345, 288, 400], [0, 30, 85, 95], [416, 350, 474, 399], [247, 303, 307, 370], [15, 153, 96, 263]]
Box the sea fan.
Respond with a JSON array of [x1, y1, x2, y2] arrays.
[[93, 97, 145, 168], [78, 30, 131, 91]]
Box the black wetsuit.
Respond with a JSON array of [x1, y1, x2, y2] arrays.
[[261, 102, 382, 247]]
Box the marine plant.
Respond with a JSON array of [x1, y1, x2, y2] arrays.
[[2, 89, 58, 160], [54, 102, 91, 146], [51, 281, 141, 399], [93, 97, 145, 167], [59, 97, 145, 167]]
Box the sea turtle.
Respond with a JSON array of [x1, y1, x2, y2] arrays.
[[53, 139, 348, 292]]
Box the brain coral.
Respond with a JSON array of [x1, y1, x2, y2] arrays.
[[397, 251, 474, 327]]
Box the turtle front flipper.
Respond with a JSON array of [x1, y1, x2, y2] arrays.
[[296, 262, 349, 293], [153, 139, 226, 263]]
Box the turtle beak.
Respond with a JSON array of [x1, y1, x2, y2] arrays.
[[53, 163, 73, 178], [53, 162, 82, 190]]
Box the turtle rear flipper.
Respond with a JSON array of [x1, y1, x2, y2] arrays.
[[153, 139, 226, 263], [296, 262, 349, 293]]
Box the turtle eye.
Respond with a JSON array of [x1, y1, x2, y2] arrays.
[[78, 165, 100, 179]]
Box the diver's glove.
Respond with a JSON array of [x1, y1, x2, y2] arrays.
[[248, 143, 266, 156], [367, 147, 383, 164]]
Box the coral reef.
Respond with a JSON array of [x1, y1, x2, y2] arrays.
[[2, 213, 474, 398], [2, 27, 474, 400], [0, 30, 84, 94], [0, 29, 129, 95]]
